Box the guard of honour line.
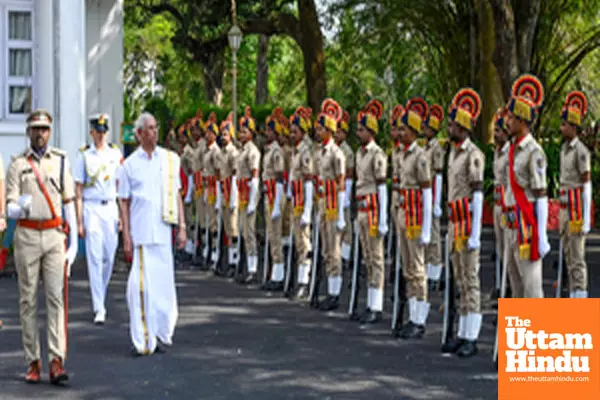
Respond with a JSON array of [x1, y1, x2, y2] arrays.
[[0, 72, 593, 384]]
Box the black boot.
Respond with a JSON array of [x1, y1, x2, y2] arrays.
[[261, 281, 284, 291], [289, 284, 309, 301], [360, 310, 382, 325], [441, 338, 466, 354], [318, 295, 340, 311], [457, 340, 478, 358], [399, 322, 425, 339], [350, 308, 369, 321]]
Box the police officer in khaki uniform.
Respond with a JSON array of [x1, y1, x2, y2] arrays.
[[396, 99, 433, 339], [279, 120, 294, 249], [261, 108, 287, 291], [5, 109, 78, 384], [442, 89, 485, 358], [202, 113, 223, 271], [504, 74, 550, 301], [217, 115, 240, 277], [492, 108, 510, 298], [354, 99, 388, 325], [287, 107, 315, 300], [237, 108, 262, 283], [315, 99, 346, 311], [559, 91, 592, 298], [422, 104, 446, 283], [192, 112, 209, 264], [390, 105, 405, 243], [335, 111, 355, 269], [180, 123, 199, 255]]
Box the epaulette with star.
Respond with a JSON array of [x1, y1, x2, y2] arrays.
[[79, 144, 90, 152]]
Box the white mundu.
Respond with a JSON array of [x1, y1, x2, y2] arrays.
[[74, 141, 123, 322], [118, 146, 180, 355]]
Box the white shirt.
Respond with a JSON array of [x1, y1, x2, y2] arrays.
[[117, 146, 181, 246], [74, 142, 123, 201]]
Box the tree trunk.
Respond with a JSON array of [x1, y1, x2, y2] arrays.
[[201, 51, 225, 106], [489, 0, 519, 99], [478, 0, 506, 144], [298, 0, 326, 111], [255, 34, 270, 105], [514, 0, 542, 73]]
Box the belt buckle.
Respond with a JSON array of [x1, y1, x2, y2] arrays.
[[101, 200, 108, 205]]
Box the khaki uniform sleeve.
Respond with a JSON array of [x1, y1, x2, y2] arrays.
[[301, 150, 313, 177], [468, 149, 485, 184], [230, 147, 239, 174], [249, 147, 260, 171], [334, 149, 345, 179], [5, 158, 20, 204], [62, 156, 76, 202], [577, 145, 591, 175], [273, 149, 284, 174], [434, 145, 445, 172], [529, 149, 547, 191], [374, 149, 388, 181], [417, 152, 431, 185]]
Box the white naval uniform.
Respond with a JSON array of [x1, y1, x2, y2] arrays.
[[74, 142, 122, 317], [118, 146, 180, 354]]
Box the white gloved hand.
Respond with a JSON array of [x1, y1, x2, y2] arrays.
[[64, 202, 78, 275], [433, 173, 443, 218], [247, 177, 259, 215], [184, 175, 194, 204], [344, 179, 353, 209], [583, 181, 592, 234], [286, 174, 293, 199], [230, 176, 238, 211], [468, 191, 483, 250], [336, 191, 346, 231], [300, 180, 314, 227], [18, 194, 32, 215], [215, 181, 222, 210], [7, 202, 25, 219], [420, 187, 432, 246], [536, 197, 550, 259], [377, 184, 388, 236], [271, 182, 284, 220]]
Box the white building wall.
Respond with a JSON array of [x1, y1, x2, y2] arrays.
[[86, 0, 124, 147]]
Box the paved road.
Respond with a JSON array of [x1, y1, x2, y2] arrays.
[[0, 229, 598, 400]]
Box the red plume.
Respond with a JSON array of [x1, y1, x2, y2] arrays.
[[429, 104, 444, 121], [195, 109, 203, 120], [342, 111, 350, 123], [452, 89, 482, 120], [208, 112, 217, 123], [392, 105, 404, 122], [244, 106, 253, 118], [406, 98, 429, 119], [364, 99, 383, 120], [563, 91, 588, 117], [511, 74, 544, 108], [321, 98, 342, 122]]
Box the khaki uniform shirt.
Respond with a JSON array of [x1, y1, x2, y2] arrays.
[[560, 137, 590, 190], [202, 141, 220, 178], [219, 142, 239, 179], [193, 137, 207, 173], [355, 140, 387, 196], [290, 138, 314, 215], [180, 143, 196, 175], [400, 141, 430, 189], [237, 141, 261, 179], [391, 143, 403, 209], [493, 142, 510, 207], [262, 141, 284, 182], [339, 140, 355, 178], [504, 134, 546, 206], [424, 138, 445, 176], [447, 138, 485, 203], [6, 147, 75, 220]]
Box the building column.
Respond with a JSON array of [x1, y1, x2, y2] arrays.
[[34, 0, 54, 121], [56, 0, 86, 160]]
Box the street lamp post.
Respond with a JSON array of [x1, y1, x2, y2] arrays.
[[228, 24, 243, 131]]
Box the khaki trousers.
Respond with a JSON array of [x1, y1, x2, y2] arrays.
[[222, 204, 239, 240], [320, 211, 341, 277], [184, 202, 194, 238], [448, 221, 481, 315], [265, 198, 283, 264], [13, 227, 66, 364], [559, 209, 587, 292], [357, 211, 384, 289], [399, 228, 427, 301], [341, 207, 352, 250], [424, 217, 441, 266], [240, 206, 257, 256], [293, 214, 312, 263], [195, 195, 205, 229], [504, 228, 543, 298], [493, 205, 505, 259], [282, 199, 292, 239]]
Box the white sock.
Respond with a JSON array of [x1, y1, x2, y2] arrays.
[[341, 243, 351, 261], [270, 263, 284, 282], [247, 256, 258, 273], [371, 288, 383, 312], [298, 262, 311, 285]]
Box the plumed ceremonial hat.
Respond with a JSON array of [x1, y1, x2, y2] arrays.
[[561, 91, 588, 127], [506, 74, 544, 125]]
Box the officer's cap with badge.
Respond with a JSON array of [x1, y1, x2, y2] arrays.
[[240, 106, 257, 133], [27, 108, 53, 129], [89, 113, 110, 133], [390, 105, 405, 129], [317, 98, 342, 133], [290, 106, 313, 134], [506, 74, 544, 125], [493, 107, 509, 133], [266, 107, 288, 136], [401, 97, 429, 135], [561, 91, 587, 129], [449, 88, 482, 132], [219, 112, 236, 146], [426, 104, 445, 132]]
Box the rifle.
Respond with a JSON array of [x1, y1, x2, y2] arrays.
[[309, 210, 321, 308], [493, 239, 510, 368], [347, 220, 360, 318], [391, 226, 407, 335], [555, 239, 564, 298], [262, 226, 270, 284], [212, 207, 223, 271], [441, 233, 457, 352], [192, 209, 200, 265]]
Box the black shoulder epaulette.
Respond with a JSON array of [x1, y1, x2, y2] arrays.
[[79, 144, 90, 152], [108, 142, 118, 149]]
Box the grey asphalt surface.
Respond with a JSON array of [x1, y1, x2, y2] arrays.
[[0, 228, 598, 400]]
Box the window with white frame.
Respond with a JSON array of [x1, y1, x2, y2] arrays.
[[1, 3, 34, 120]]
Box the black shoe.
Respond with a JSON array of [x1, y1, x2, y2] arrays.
[[360, 310, 382, 325], [226, 266, 236, 278], [261, 281, 284, 291], [441, 338, 466, 354], [289, 284, 309, 301], [318, 295, 340, 311], [242, 273, 260, 285], [399, 322, 425, 339], [351, 308, 369, 321], [457, 340, 478, 358]]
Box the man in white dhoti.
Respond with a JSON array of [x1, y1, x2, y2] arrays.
[[118, 112, 187, 356], [75, 114, 123, 325]]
